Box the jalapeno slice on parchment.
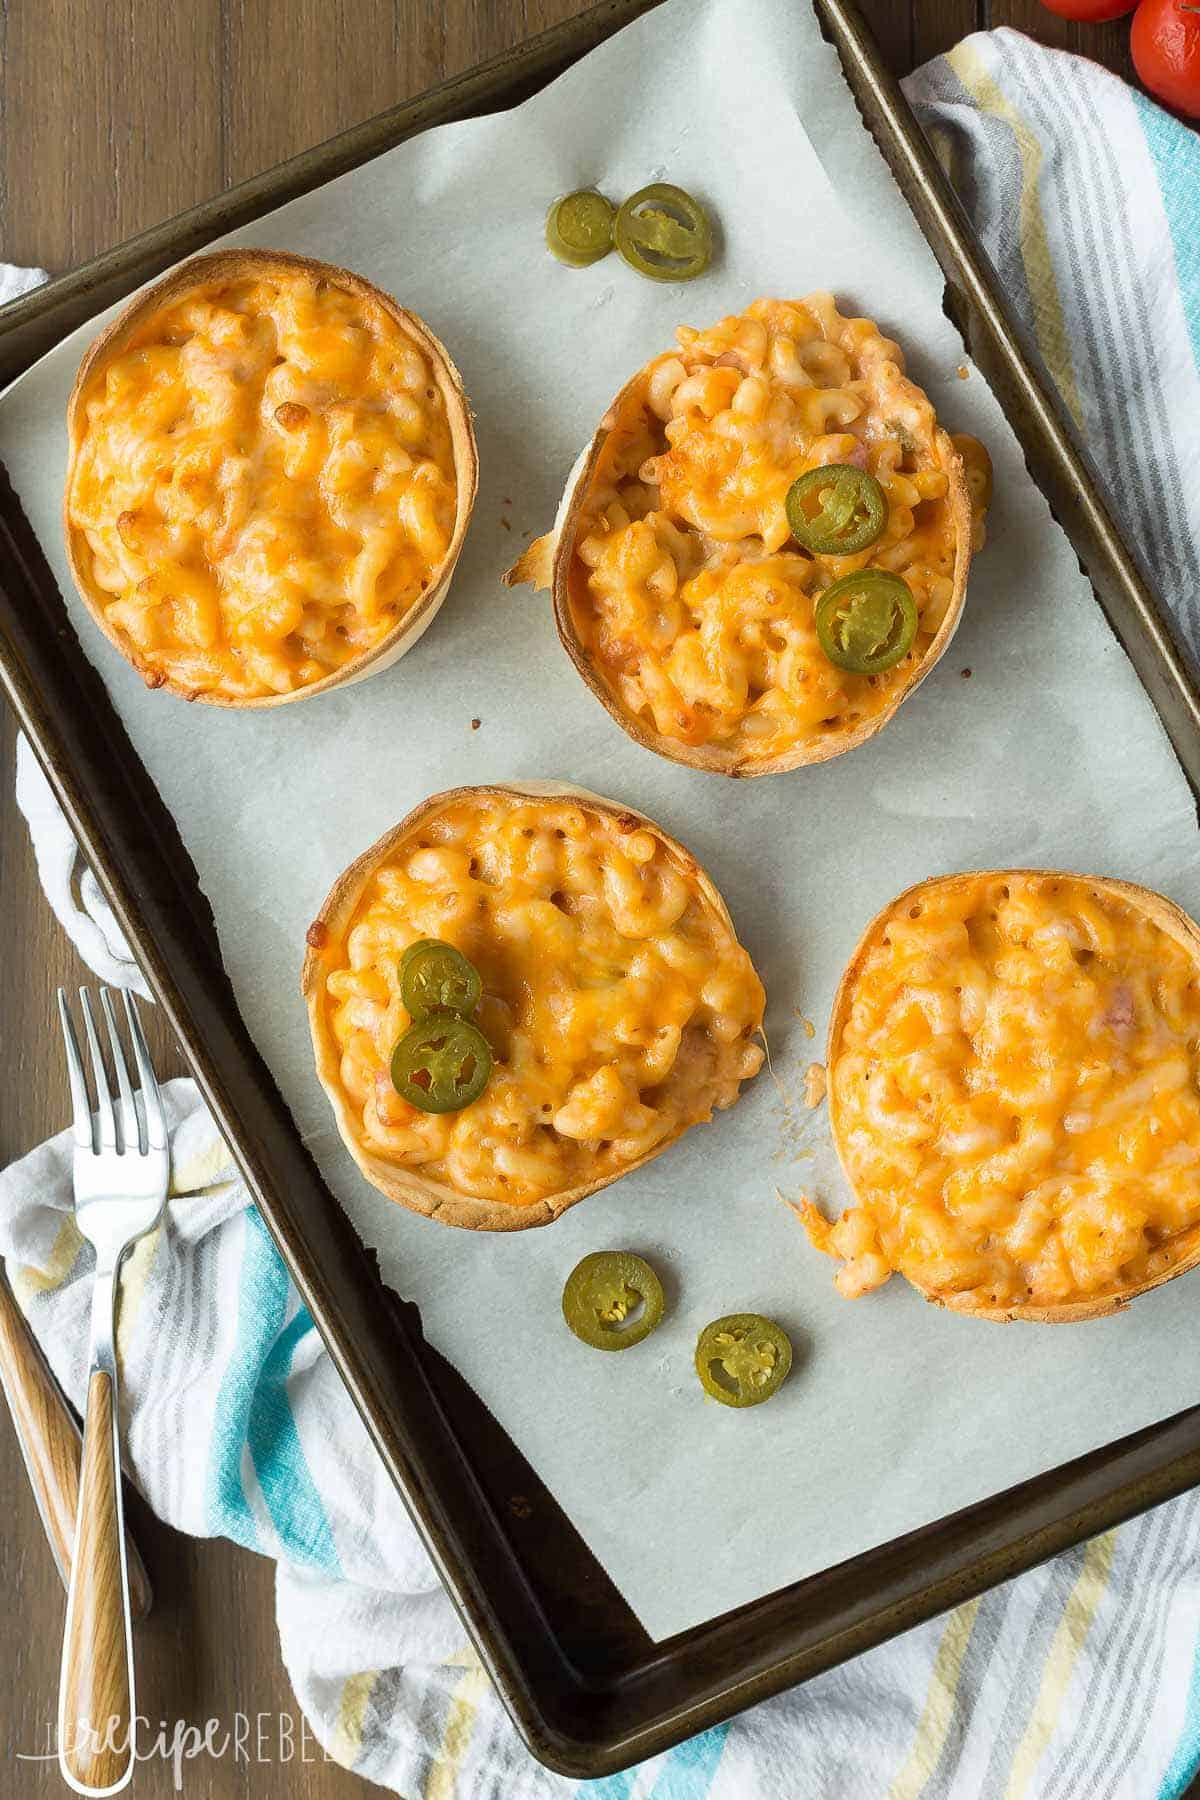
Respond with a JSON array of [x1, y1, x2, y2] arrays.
[[546, 190, 617, 267], [562, 1251, 665, 1350], [695, 1313, 792, 1407], [613, 183, 712, 282]]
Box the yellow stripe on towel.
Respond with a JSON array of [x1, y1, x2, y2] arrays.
[[888, 1596, 983, 1800], [329, 1669, 380, 1770], [9, 1215, 84, 1299], [426, 1648, 490, 1800], [946, 40, 1084, 429], [1003, 1530, 1117, 1800], [171, 1133, 237, 1197], [114, 1224, 161, 1370]]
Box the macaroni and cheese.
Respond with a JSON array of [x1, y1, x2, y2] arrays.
[[512, 295, 980, 774], [803, 871, 1200, 1320], [303, 784, 766, 1230], [65, 250, 476, 705]]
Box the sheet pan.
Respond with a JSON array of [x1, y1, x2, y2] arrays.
[[0, 0, 1196, 1774]]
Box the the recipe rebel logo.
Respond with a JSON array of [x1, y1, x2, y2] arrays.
[[15, 1711, 338, 1790]]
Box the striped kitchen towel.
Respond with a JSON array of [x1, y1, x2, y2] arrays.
[[4, 23, 1200, 1800]]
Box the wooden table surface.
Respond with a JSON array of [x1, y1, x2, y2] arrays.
[[0, 2, 1185, 1795]]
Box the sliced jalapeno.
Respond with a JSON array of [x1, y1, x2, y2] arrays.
[[562, 1251, 665, 1351], [391, 1017, 492, 1114], [613, 183, 712, 282], [815, 570, 918, 675], [546, 190, 616, 267], [400, 939, 483, 1021], [786, 465, 887, 556], [401, 938, 443, 974], [695, 1313, 792, 1408]]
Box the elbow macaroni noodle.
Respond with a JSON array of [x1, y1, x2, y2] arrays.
[[805, 874, 1200, 1311], [315, 792, 765, 1209], [67, 265, 459, 701], [570, 295, 968, 762]]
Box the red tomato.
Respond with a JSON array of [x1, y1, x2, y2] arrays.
[[1132, 0, 1200, 117], [1036, 0, 1137, 17]]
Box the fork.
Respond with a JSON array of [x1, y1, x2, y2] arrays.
[[0, 1262, 153, 1618], [56, 988, 169, 1798]]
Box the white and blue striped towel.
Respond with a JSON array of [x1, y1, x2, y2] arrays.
[[3, 25, 1200, 1798]]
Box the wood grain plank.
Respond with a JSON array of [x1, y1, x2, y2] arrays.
[[221, 0, 588, 188], [222, 0, 399, 186], [0, 0, 222, 270], [856, 0, 913, 75], [912, 0, 982, 66]]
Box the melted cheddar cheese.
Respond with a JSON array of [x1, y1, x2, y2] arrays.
[[806, 874, 1200, 1311], [67, 266, 459, 701], [570, 295, 969, 763], [318, 793, 765, 1207]]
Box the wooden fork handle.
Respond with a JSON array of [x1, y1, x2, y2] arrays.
[[0, 1272, 151, 1618], [59, 1370, 135, 1796]]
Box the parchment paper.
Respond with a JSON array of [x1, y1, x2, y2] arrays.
[[2, 0, 1198, 1641]]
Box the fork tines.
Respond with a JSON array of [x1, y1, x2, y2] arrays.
[[56, 987, 166, 1158]]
